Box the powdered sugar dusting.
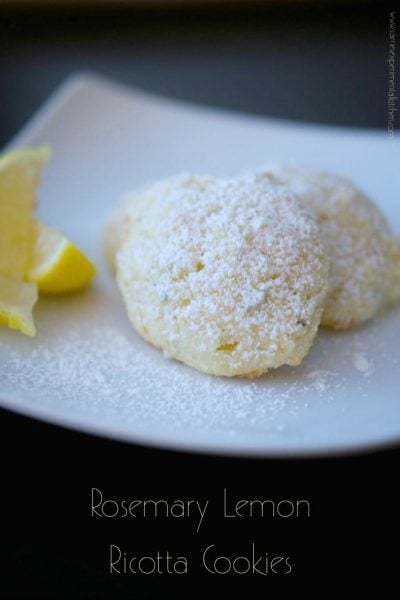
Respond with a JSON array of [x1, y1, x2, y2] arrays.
[[115, 173, 328, 376], [352, 351, 372, 375], [1, 298, 397, 443], [0, 322, 299, 432], [248, 164, 400, 330]]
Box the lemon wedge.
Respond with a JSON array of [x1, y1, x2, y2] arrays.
[[0, 145, 96, 336], [27, 221, 96, 294], [0, 275, 38, 336], [0, 146, 50, 281]]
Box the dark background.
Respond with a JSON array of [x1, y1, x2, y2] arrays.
[[0, 2, 399, 598]]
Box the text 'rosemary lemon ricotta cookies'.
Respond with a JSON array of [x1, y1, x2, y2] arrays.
[[254, 165, 400, 329], [106, 174, 329, 377]]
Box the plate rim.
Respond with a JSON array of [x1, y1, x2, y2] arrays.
[[4, 70, 389, 155], [1, 387, 400, 458]]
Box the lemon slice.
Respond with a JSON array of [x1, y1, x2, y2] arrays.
[[27, 221, 96, 294], [0, 146, 50, 281], [0, 275, 38, 336]]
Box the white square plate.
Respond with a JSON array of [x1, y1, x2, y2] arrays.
[[1, 73, 399, 456]]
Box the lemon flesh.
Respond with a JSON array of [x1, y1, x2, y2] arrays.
[[0, 275, 38, 336], [27, 221, 96, 294], [0, 146, 49, 336], [0, 146, 50, 281]]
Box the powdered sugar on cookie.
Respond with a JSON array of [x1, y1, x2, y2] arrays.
[[111, 173, 329, 376]]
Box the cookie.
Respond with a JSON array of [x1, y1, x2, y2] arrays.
[[107, 173, 328, 377], [254, 165, 400, 329]]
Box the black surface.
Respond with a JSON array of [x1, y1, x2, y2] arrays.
[[0, 3, 399, 598], [1, 409, 399, 598], [0, 2, 394, 148]]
